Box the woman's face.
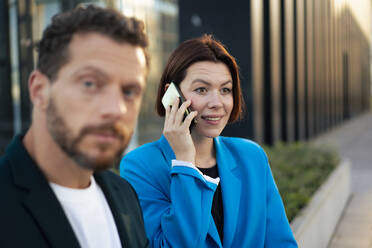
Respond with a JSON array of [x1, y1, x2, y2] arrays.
[[179, 61, 234, 138]]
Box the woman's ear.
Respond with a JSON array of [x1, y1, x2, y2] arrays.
[[164, 83, 170, 92]]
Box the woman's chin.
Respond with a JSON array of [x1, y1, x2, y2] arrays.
[[192, 128, 224, 139]]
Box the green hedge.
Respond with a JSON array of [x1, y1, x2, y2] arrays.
[[264, 142, 340, 222]]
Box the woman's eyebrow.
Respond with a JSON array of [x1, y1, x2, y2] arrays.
[[191, 79, 232, 86], [191, 79, 211, 85]]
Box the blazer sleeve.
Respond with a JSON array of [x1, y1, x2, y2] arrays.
[[259, 148, 298, 248], [120, 154, 218, 248]]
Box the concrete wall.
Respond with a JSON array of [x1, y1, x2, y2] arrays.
[[291, 160, 351, 248]]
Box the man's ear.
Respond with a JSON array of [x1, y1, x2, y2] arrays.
[[28, 70, 51, 110]]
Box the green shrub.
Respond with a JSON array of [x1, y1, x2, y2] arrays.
[[264, 142, 340, 222]]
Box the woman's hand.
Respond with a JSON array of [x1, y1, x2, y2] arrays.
[[163, 98, 198, 164]]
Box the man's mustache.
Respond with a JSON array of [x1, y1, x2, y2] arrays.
[[79, 122, 127, 140]]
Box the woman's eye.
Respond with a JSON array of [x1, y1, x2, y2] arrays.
[[222, 87, 232, 94], [194, 87, 207, 94]]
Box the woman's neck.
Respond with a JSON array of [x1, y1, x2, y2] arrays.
[[191, 133, 216, 168]]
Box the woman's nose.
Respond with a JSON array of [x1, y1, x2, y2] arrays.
[[207, 92, 223, 108]]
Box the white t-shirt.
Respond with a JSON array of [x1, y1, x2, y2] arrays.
[[49, 177, 122, 248]]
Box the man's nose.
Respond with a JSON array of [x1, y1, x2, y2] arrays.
[[101, 90, 127, 118]]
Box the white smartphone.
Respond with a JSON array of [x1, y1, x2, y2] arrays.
[[161, 82, 195, 129]]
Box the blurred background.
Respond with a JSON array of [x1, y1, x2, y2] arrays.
[[0, 0, 371, 153], [1, 1, 371, 246]]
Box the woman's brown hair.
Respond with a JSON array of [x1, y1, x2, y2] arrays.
[[155, 34, 244, 122]]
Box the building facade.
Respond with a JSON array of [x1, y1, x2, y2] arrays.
[[179, 0, 371, 144], [0, 0, 371, 154]]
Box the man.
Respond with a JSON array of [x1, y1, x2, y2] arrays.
[[0, 5, 149, 248]]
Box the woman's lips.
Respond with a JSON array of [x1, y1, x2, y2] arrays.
[[201, 115, 223, 125]]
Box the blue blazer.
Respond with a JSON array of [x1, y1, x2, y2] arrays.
[[120, 135, 297, 248]]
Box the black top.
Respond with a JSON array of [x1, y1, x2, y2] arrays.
[[198, 165, 224, 242]]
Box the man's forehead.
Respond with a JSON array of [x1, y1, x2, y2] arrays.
[[70, 64, 146, 85], [64, 33, 147, 74]]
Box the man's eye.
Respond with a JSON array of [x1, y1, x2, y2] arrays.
[[83, 81, 96, 89], [122, 88, 140, 99], [123, 89, 134, 96]]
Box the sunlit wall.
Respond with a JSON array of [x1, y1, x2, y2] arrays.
[[256, 0, 370, 144], [180, 0, 371, 144]]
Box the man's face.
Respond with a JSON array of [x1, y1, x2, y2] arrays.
[[46, 32, 147, 171]]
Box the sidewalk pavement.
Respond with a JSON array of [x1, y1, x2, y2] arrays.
[[310, 112, 372, 248]]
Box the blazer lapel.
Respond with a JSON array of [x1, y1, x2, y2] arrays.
[[22, 189, 80, 248], [8, 135, 80, 248], [94, 171, 129, 248], [207, 219, 223, 247], [214, 137, 241, 248]]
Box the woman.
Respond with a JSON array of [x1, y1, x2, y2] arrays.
[[120, 35, 297, 248]]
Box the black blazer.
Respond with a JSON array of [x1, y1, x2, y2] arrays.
[[0, 135, 149, 248]]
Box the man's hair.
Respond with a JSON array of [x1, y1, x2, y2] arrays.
[[155, 34, 244, 123], [36, 5, 149, 81]]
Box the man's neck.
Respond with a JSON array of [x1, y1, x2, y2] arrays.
[[23, 127, 93, 189]]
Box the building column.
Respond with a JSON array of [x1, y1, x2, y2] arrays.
[[0, 0, 14, 153]]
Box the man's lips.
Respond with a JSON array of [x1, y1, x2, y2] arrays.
[[88, 131, 120, 143]]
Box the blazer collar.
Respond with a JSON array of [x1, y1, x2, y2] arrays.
[[214, 137, 241, 248], [7, 135, 80, 248]]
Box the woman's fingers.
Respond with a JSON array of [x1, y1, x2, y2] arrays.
[[164, 97, 196, 133], [181, 110, 198, 129], [174, 99, 192, 125], [162, 97, 196, 163], [164, 105, 171, 129], [167, 97, 179, 125]]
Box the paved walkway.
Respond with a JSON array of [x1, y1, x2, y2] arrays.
[[311, 112, 372, 248]]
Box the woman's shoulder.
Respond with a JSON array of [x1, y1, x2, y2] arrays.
[[123, 139, 164, 160], [216, 136, 268, 164], [120, 137, 170, 176], [217, 136, 264, 152]]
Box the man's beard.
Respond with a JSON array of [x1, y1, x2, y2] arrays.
[[46, 98, 132, 171]]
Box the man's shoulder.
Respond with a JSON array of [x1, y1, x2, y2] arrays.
[[0, 153, 9, 167], [0, 152, 27, 222], [0, 153, 14, 187]]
